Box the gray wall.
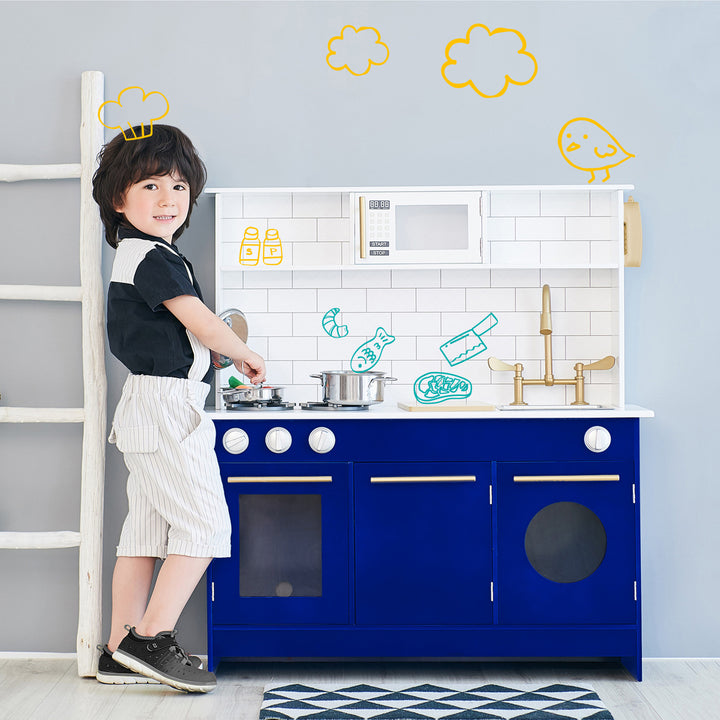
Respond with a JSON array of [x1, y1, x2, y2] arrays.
[[0, 0, 718, 656]]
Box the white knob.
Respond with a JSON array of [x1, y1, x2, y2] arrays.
[[265, 426, 292, 454], [223, 427, 249, 454], [308, 426, 335, 454], [584, 425, 612, 453]]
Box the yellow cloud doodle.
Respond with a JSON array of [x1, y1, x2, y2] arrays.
[[327, 25, 389, 76], [558, 117, 635, 183], [442, 24, 537, 98], [98, 86, 169, 141]]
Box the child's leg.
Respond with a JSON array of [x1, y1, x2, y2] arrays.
[[134, 554, 211, 638], [108, 556, 157, 652]]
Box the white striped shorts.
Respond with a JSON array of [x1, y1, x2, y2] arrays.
[[109, 374, 231, 559]]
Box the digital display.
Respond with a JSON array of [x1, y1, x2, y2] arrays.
[[369, 200, 391, 210]]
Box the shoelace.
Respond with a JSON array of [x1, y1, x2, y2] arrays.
[[164, 629, 192, 666]]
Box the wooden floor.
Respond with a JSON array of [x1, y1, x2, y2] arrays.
[[1, 657, 719, 720]]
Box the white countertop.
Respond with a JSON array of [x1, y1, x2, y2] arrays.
[[207, 404, 653, 421]]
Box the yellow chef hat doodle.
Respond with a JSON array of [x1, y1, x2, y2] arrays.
[[98, 86, 170, 141], [442, 24, 537, 98], [327, 25, 389, 76]]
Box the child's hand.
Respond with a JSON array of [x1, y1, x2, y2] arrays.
[[234, 350, 266, 385]]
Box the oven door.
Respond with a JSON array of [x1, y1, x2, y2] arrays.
[[496, 460, 637, 625], [355, 191, 483, 264], [210, 462, 350, 625]]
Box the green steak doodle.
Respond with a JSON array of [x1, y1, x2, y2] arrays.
[[413, 372, 472, 404]]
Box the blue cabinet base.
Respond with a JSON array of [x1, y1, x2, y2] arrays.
[[208, 626, 641, 679]]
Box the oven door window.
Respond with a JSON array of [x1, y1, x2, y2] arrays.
[[238, 494, 322, 597]]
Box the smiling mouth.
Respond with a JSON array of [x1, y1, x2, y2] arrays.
[[154, 215, 176, 220]]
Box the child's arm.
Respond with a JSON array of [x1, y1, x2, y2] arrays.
[[163, 294, 266, 384]]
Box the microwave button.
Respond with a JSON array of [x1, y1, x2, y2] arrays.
[[370, 249, 390, 256], [370, 241, 389, 247]]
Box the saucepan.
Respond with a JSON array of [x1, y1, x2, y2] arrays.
[[211, 308, 249, 369], [221, 384, 285, 404], [310, 370, 397, 406]]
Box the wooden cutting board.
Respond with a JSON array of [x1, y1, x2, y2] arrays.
[[398, 401, 496, 412]]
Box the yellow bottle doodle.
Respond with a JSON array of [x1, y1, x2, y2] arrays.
[[350, 327, 395, 373], [262, 229, 283, 265], [239, 227, 261, 266]]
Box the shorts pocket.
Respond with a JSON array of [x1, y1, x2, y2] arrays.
[[114, 426, 159, 454]]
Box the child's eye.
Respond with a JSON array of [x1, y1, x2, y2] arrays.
[[174, 184, 188, 191], [143, 183, 158, 190]]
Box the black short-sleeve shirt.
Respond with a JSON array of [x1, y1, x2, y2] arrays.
[[107, 226, 213, 384]]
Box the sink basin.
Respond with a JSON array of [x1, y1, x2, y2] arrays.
[[498, 404, 609, 410]]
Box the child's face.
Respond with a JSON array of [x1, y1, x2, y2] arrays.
[[115, 172, 190, 243]]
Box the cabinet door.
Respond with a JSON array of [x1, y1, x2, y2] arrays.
[[211, 462, 350, 625], [355, 462, 492, 625], [497, 461, 637, 625]]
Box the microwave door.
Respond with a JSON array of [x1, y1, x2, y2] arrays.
[[396, 204, 469, 252]]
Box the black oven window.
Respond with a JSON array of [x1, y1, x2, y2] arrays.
[[524, 501, 607, 584], [237, 494, 322, 597]]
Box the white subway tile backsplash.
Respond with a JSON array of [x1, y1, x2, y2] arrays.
[[269, 288, 316, 312], [491, 242, 540, 266], [487, 217, 515, 241], [492, 312, 540, 335], [220, 194, 244, 218], [367, 288, 415, 313], [466, 287, 516, 312], [553, 311, 591, 335], [417, 288, 465, 312], [317, 288, 367, 313], [441, 312, 498, 337], [590, 269, 614, 287], [223, 289, 268, 312], [590, 241, 620, 266], [392, 269, 441, 288], [490, 269, 540, 287], [292, 243, 342, 266], [268, 336, 317, 360], [483, 335, 516, 362], [271, 218, 317, 243], [243, 270, 293, 288], [441, 268, 491, 287], [341, 312, 392, 337], [591, 311, 615, 335], [293, 312, 325, 336], [566, 287, 615, 311], [342, 269, 392, 288], [264, 360, 294, 385], [293, 192, 342, 217], [541, 241, 590, 266], [386, 335, 416, 360], [540, 191, 589, 217], [222, 218, 269, 243], [318, 218, 351, 243], [516, 217, 565, 241], [565, 335, 614, 360], [490, 191, 540, 217], [316, 336, 358, 362], [416, 336, 447, 361], [293, 270, 342, 288], [244, 312, 292, 336], [391, 361, 438, 385], [392, 312, 442, 336], [566, 216, 616, 241], [590, 190, 615, 216], [541, 269, 589, 287], [243, 193, 293, 218]]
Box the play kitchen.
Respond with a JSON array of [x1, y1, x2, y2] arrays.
[[205, 185, 651, 678]]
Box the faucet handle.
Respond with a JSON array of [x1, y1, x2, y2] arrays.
[[488, 357, 517, 372], [582, 355, 616, 371]]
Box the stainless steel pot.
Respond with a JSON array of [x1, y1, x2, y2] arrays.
[[221, 385, 284, 404], [310, 371, 397, 406], [212, 308, 250, 369]]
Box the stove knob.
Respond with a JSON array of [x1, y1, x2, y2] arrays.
[[584, 425, 612, 453], [266, 426, 292, 454], [309, 426, 335, 454], [223, 427, 249, 455]]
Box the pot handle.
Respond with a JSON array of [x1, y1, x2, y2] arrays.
[[369, 376, 398, 385], [309, 374, 323, 380]]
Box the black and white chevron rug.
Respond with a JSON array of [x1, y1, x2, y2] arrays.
[[260, 682, 613, 720]]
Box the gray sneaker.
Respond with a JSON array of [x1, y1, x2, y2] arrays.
[[112, 626, 216, 693]]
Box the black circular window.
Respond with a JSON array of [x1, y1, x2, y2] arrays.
[[524, 501, 607, 583]]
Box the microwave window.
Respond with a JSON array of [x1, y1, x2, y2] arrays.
[[395, 204, 469, 251]]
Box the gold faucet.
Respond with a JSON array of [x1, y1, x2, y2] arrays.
[[487, 284, 616, 406]]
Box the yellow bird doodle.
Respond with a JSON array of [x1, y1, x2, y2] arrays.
[[558, 117, 634, 183]]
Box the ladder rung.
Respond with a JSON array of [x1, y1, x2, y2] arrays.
[[0, 163, 82, 182], [0, 285, 83, 302], [0, 531, 82, 550], [0, 407, 85, 423]]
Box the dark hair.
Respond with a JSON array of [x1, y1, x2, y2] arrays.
[[92, 124, 207, 248]]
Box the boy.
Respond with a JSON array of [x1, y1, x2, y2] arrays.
[[92, 125, 265, 692]]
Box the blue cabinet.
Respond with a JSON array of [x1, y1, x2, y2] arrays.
[[208, 416, 643, 679], [355, 462, 492, 625]]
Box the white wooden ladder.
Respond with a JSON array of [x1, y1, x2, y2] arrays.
[[0, 70, 107, 677]]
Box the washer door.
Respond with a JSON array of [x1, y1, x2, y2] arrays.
[[496, 461, 637, 625]]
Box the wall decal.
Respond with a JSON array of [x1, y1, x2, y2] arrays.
[[239, 226, 284, 266], [441, 24, 537, 98], [413, 372, 473, 404], [322, 308, 349, 338], [327, 25, 389, 76], [350, 327, 395, 373], [98, 86, 169, 141], [558, 117, 634, 183], [440, 312, 498, 366]]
